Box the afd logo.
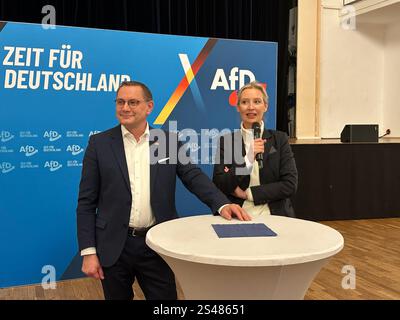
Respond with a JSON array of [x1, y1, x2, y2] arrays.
[[89, 131, 101, 137], [44, 161, 62, 172], [0, 162, 15, 174], [66, 145, 84, 156], [0, 131, 14, 142], [43, 131, 62, 142], [210, 67, 256, 90], [19, 145, 38, 157]]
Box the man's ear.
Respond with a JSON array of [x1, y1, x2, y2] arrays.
[[147, 100, 154, 115]]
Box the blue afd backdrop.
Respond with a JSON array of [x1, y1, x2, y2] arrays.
[[0, 22, 277, 288]]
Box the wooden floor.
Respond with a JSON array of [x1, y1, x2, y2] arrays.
[[1, 218, 399, 300]]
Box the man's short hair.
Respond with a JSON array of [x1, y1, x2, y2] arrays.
[[116, 81, 153, 101], [237, 81, 269, 106]]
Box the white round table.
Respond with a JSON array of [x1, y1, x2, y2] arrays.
[[146, 215, 344, 300]]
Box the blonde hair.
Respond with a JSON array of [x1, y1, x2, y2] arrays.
[[237, 81, 269, 106]]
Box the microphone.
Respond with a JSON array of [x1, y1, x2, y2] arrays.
[[379, 128, 391, 139], [252, 122, 263, 169]]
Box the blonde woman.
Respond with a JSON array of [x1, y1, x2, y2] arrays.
[[213, 81, 298, 218]]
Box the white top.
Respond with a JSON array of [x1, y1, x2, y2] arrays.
[[146, 215, 344, 267], [121, 124, 155, 228], [240, 121, 271, 217]]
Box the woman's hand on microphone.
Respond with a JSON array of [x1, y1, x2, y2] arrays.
[[253, 138, 266, 159]]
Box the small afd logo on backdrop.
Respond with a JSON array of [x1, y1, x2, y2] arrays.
[[44, 160, 62, 172], [0, 130, 14, 142], [0, 162, 15, 174], [43, 130, 62, 142], [66, 145, 84, 156], [20, 145, 39, 157]]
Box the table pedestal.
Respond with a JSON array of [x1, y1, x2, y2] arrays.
[[161, 254, 331, 300]]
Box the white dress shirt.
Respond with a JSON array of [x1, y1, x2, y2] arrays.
[[241, 121, 271, 217], [122, 124, 155, 229]]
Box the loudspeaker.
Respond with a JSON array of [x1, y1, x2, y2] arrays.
[[340, 124, 379, 143]]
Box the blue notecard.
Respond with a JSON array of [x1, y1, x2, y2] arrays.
[[212, 223, 277, 238]]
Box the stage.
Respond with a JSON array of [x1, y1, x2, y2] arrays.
[[289, 138, 400, 221]]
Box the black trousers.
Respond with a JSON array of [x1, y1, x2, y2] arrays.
[[100, 233, 177, 300]]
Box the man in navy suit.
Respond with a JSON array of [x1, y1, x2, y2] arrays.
[[76, 81, 249, 300]]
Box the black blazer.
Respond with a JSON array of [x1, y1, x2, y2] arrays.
[[212, 129, 298, 217], [76, 125, 229, 267]]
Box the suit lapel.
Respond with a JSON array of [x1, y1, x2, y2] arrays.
[[259, 129, 274, 181], [233, 130, 250, 188], [262, 129, 273, 160], [109, 125, 131, 192], [149, 127, 159, 195], [233, 130, 247, 158]]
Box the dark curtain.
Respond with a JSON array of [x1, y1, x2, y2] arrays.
[[0, 0, 292, 132]]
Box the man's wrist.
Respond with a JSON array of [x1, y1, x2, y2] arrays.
[[217, 204, 230, 214], [81, 247, 97, 256]]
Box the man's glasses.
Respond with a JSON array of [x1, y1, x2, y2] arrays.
[[115, 99, 148, 108]]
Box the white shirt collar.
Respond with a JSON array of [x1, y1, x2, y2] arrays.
[[121, 123, 150, 141], [241, 121, 264, 139]]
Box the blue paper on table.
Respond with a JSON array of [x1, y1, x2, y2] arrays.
[[212, 223, 277, 238]]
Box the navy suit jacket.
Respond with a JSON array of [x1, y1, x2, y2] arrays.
[[212, 129, 298, 217], [77, 125, 229, 267]]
